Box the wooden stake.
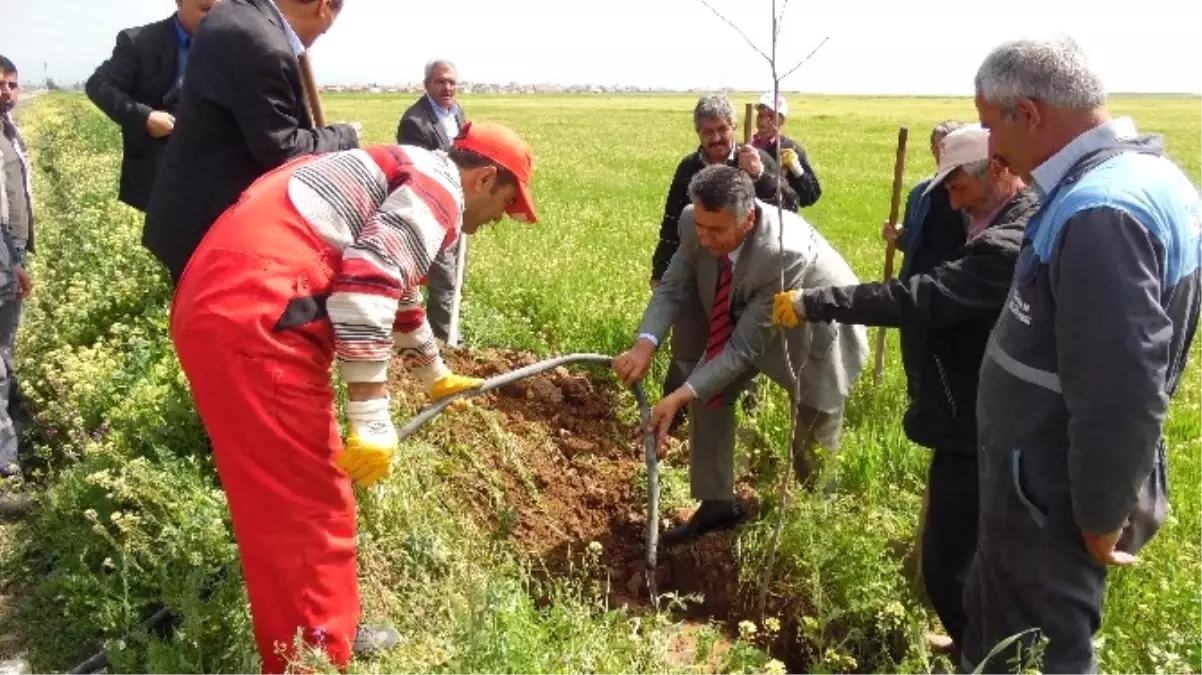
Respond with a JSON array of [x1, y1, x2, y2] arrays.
[[872, 126, 909, 385], [298, 52, 326, 127], [744, 102, 754, 145]]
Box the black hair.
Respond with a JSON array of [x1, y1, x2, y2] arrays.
[[0, 55, 16, 75], [447, 148, 518, 190], [687, 164, 755, 218]]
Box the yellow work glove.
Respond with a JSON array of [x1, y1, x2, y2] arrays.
[[337, 397, 396, 488], [429, 372, 485, 402], [779, 148, 804, 177], [773, 290, 804, 328]]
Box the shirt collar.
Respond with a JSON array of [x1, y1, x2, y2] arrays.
[[2, 112, 21, 138], [1030, 116, 1138, 196], [968, 201, 1004, 240], [727, 238, 746, 267], [172, 14, 192, 48], [265, 0, 306, 57], [425, 93, 459, 118], [751, 133, 778, 151]]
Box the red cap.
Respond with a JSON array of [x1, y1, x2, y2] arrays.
[[452, 121, 538, 223]]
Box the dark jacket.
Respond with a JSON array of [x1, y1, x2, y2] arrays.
[[893, 177, 969, 403], [143, 0, 359, 283], [898, 177, 968, 281], [651, 148, 799, 280], [756, 135, 821, 207], [86, 16, 182, 212], [977, 134, 1200, 554], [803, 187, 1039, 451], [396, 96, 466, 151]]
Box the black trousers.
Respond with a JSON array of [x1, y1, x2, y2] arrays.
[[921, 447, 979, 651]]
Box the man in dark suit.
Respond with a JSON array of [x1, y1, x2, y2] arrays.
[[144, 0, 361, 285], [86, 0, 221, 212], [396, 59, 467, 342]]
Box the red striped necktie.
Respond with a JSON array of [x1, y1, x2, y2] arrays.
[[704, 253, 735, 408]]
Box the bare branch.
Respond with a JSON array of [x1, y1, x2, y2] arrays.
[[780, 36, 830, 82], [697, 0, 772, 65], [774, 0, 790, 40], [770, 0, 778, 77]]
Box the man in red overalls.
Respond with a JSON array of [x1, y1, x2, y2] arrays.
[[170, 122, 537, 673]]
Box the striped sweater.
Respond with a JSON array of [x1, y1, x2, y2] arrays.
[[286, 144, 463, 387]]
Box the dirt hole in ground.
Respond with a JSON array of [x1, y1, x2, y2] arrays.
[[391, 346, 809, 672]]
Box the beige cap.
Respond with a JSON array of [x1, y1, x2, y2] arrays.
[[924, 124, 990, 196], [757, 91, 788, 117]]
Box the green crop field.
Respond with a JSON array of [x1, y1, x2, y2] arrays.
[[0, 91, 1198, 674]]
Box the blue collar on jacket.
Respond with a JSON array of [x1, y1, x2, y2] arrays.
[[1031, 116, 1138, 196]]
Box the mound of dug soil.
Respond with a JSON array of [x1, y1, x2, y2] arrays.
[[388, 346, 760, 619]]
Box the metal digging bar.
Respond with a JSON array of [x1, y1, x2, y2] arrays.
[[396, 352, 661, 601], [66, 354, 663, 673], [68, 607, 174, 674]]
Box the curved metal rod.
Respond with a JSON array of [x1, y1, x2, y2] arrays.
[[392, 351, 661, 601], [631, 381, 659, 604], [395, 353, 614, 441]]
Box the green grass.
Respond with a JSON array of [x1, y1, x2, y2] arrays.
[[2, 91, 1198, 674]]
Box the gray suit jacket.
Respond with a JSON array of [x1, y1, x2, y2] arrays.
[[638, 200, 869, 412]]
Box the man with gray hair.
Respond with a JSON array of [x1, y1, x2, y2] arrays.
[[396, 59, 468, 343], [773, 123, 1037, 660], [650, 94, 800, 434], [965, 37, 1201, 673], [616, 164, 866, 544]]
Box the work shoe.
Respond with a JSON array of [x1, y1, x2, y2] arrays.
[[0, 492, 32, 519], [662, 500, 746, 545], [0, 473, 31, 519], [352, 624, 399, 657], [0, 658, 31, 675]]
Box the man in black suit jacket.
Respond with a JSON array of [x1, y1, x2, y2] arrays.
[[86, 0, 220, 212], [395, 59, 467, 342], [144, 0, 360, 285]]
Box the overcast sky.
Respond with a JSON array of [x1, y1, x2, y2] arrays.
[[2, 0, 1200, 95]]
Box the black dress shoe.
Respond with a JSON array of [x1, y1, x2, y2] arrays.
[[662, 500, 746, 545], [352, 623, 399, 656]]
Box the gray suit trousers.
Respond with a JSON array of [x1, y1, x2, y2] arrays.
[[681, 358, 845, 501], [425, 238, 461, 342]]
